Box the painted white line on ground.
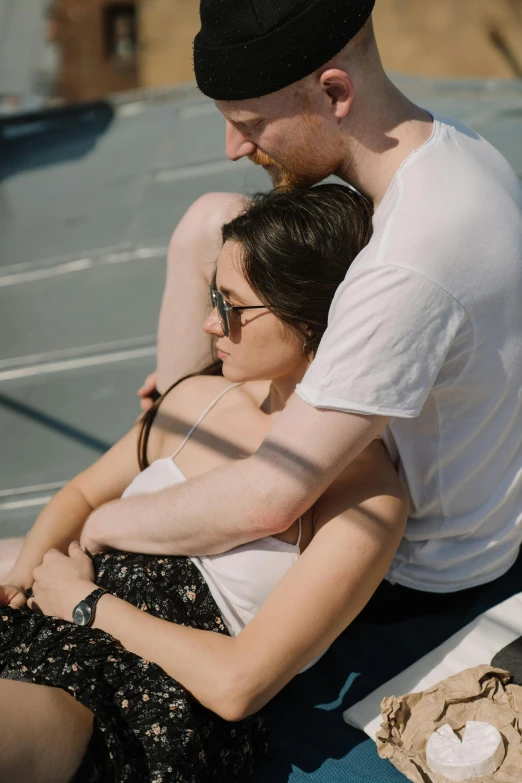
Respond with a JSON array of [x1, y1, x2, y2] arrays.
[[155, 156, 250, 182], [0, 481, 67, 498], [0, 247, 167, 288], [1, 243, 131, 277], [101, 247, 167, 265], [0, 258, 92, 287], [117, 102, 147, 118], [0, 335, 156, 371], [0, 496, 53, 511], [0, 346, 156, 382]]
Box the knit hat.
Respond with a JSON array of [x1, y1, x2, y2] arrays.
[[194, 0, 375, 101]]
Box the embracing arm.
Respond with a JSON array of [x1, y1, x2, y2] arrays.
[[82, 394, 389, 556], [64, 441, 406, 721]]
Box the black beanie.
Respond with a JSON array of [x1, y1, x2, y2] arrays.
[[194, 0, 376, 101]]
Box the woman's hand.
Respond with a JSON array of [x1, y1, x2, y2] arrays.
[[29, 542, 97, 621], [0, 583, 27, 609]]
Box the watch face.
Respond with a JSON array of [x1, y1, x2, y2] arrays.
[[73, 602, 91, 626]]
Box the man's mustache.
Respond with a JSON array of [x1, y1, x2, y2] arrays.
[[248, 150, 278, 168]]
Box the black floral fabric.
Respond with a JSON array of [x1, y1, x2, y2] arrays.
[[0, 552, 269, 782]]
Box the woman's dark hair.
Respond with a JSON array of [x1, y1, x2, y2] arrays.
[[222, 183, 372, 356], [138, 183, 372, 469]]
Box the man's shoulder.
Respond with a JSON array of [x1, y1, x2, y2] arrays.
[[360, 115, 522, 292], [397, 113, 520, 207]]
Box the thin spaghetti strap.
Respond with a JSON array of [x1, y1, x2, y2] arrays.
[[169, 382, 242, 460], [296, 516, 302, 548]]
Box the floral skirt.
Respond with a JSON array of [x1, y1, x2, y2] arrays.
[[0, 552, 269, 782]]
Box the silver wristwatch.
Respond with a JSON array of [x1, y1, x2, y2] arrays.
[[72, 587, 107, 627]]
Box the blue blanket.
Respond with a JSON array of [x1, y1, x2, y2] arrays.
[[254, 549, 522, 782]]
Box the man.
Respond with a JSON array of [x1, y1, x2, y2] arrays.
[[83, 0, 522, 708]]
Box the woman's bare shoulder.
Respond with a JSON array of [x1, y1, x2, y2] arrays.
[[156, 375, 264, 425], [151, 375, 269, 463], [158, 375, 233, 416]]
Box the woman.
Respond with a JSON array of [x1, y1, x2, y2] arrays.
[[0, 185, 408, 782]]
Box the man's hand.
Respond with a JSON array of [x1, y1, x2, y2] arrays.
[[80, 494, 176, 557], [0, 583, 27, 609], [29, 542, 97, 620], [137, 371, 158, 413], [80, 505, 113, 556]]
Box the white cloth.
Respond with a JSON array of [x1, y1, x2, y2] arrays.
[[297, 114, 522, 593], [122, 457, 300, 637], [122, 385, 328, 671], [343, 591, 522, 740], [121, 383, 301, 637]]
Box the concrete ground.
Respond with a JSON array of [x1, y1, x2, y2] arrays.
[[1, 76, 522, 543]]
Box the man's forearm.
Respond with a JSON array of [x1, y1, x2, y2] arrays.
[[82, 452, 303, 556], [82, 397, 388, 556]]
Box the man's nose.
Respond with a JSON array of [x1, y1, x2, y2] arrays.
[[225, 121, 256, 161], [202, 307, 224, 337]]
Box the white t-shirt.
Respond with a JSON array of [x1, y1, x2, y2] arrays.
[[296, 114, 522, 593]]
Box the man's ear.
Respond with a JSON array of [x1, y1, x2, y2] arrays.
[[319, 68, 354, 121]]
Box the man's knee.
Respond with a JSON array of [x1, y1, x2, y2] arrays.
[[191, 191, 247, 226], [168, 192, 247, 261]]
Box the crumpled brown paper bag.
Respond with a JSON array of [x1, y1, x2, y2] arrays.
[[376, 665, 522, 782]]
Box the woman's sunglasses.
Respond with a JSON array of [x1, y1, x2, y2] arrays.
[[209, 285, 267, 338]]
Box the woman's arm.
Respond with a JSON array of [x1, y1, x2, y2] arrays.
[[103, 441, 407, 720], [8, 374, 228, 593], [7, 373, 239, 599], [35, 441, 408, 722], [4, 425, 146, 595]]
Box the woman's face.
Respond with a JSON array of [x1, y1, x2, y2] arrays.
[[202, 240, 310, 384]]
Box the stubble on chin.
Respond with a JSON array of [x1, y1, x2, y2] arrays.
[[248, 147, 333, 191], [274, 168, 323, 190], [269, 166, 309, 190], [250, 155, 319, 190]]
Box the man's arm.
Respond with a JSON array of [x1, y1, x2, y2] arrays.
[[81, 394, 389, 556], [84, 440, 407, 720]]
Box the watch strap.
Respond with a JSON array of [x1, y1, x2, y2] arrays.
[[83, 587, 107, 609]]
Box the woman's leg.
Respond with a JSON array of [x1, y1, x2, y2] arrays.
[[156, 191, 247, 392], [0, 679, 93, 783]]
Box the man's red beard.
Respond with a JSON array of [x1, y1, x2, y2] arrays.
[[248, 149, 328, 190]]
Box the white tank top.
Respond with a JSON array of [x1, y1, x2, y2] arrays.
[[121, 383, 301, 637]]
